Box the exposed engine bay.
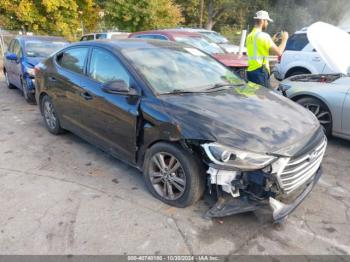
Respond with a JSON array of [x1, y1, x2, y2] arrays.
[[289, 73, 343, 83]]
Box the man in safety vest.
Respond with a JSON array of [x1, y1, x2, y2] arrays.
[[246, 10, 289, 88]]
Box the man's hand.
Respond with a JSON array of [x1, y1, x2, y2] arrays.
[[281, 31, 289, 42], [272, 33, 280, 43], [270, 31, 289, 56]]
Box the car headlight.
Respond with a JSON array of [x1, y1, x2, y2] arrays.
[[202, 143, 276, 170], [25, 66, 35, 77]]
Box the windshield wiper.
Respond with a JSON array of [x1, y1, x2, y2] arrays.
[[162, 89, 198, 95], [205, 83, 244, 91]]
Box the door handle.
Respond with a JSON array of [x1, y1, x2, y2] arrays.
[[81, 91, 93, 100], [48, 76, 57, 82]]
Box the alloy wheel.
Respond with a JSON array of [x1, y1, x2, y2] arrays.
[[148, 152, 186, 201], [303, 103, 331, 125], [43, 100, 57, 130]]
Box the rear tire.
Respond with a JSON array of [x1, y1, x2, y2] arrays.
[[296, 97, 332, 137], [41, 95, 64, 135], [143, 142, 205, 208], [4, 70, 16, 89]]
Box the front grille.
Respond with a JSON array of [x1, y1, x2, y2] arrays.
[[277, 137, 327, 195]]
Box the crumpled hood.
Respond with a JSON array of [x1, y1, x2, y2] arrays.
[[308, 22, 350, 74], [159, 83, 319, 156], [213, 53, 248, 68], [24, 56, 45, 67]]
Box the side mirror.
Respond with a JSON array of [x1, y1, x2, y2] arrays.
[[102, 80, 137, 95], [6, 53, 18, 61]]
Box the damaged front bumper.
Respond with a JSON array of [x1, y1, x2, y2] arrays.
[[269, 167, 322, 223], [205, 166, 323, 223]]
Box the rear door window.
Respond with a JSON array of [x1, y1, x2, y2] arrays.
[[81, 35, 95, 41], [56, 47, 89, 74], [134, 35, 152, 39], [96, 34, 107, 39], [12, 40, 22, 57], [286, 33, 309, 51], [134, 34, 167, 40], [88, 48, 130, 85], [152, 35, 168, 40]]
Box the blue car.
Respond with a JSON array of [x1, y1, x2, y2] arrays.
[[3, 35, 68, 104]]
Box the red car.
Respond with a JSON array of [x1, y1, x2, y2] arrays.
[[129, 30, 248, 75]]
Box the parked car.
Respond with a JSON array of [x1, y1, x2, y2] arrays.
[[274, 27, 350, 80], [3, 35, 68, 103], [279, 22, 350, 140], [173, 28, 247, 54], [80, 32, 130, 41], [35, 39, 326, 222], [129, 30, 248, 75]]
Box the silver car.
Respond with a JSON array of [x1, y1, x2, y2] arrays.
[[279, 74, 350, 140], [279, 22, 350, 141]]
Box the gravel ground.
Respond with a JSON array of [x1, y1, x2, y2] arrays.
[[0, 75, 349, 255]]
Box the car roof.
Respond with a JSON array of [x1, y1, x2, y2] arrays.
[[295, 26, 350, 34], [171, 28, 214, 33], [16, 35, 68, 42], [130, 30, 202, 38], [64, 38, 187, 51], [83, 32, 129, 35]]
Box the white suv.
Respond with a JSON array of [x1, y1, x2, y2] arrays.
[[274, 27, 350, 80], [80, 32, 129, 41]]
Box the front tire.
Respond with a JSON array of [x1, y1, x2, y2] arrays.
[[41, 95, 64, 135], [143, 142, 205, 208], [22, 77, 36, 104], [296, 97, 332, 137]]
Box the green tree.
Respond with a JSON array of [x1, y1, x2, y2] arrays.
[[0, 0, 100, 40], [174, 0, 202, 27], [104, 0, 183, 32]]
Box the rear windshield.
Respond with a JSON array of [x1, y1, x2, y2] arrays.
[[174, 36, 225, 54], [286, 33, 309, 51], [201, 31, 228, 44], [25, 41, 68, 57]]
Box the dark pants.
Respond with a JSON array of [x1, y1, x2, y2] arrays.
[[247, 67, 271, 89]]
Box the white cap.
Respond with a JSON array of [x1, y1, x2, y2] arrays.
[[254, 10, 273, 22]]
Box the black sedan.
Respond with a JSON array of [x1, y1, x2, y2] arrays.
[[35, 39, 326, 222]]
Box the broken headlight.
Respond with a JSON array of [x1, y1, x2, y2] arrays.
[[25, 65, 35, 78], [202, 143, 276, 170]]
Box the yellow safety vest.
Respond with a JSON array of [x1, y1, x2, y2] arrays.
[[246, 28, 272, 73]]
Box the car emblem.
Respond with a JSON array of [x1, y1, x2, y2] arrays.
[[308, 150, 318, 162]]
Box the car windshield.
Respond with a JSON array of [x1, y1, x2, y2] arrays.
[[25, 41, 68, 57], [201, 31, 228, 44], [174, 36, 225, 54], [122, 46, 244, 94]]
